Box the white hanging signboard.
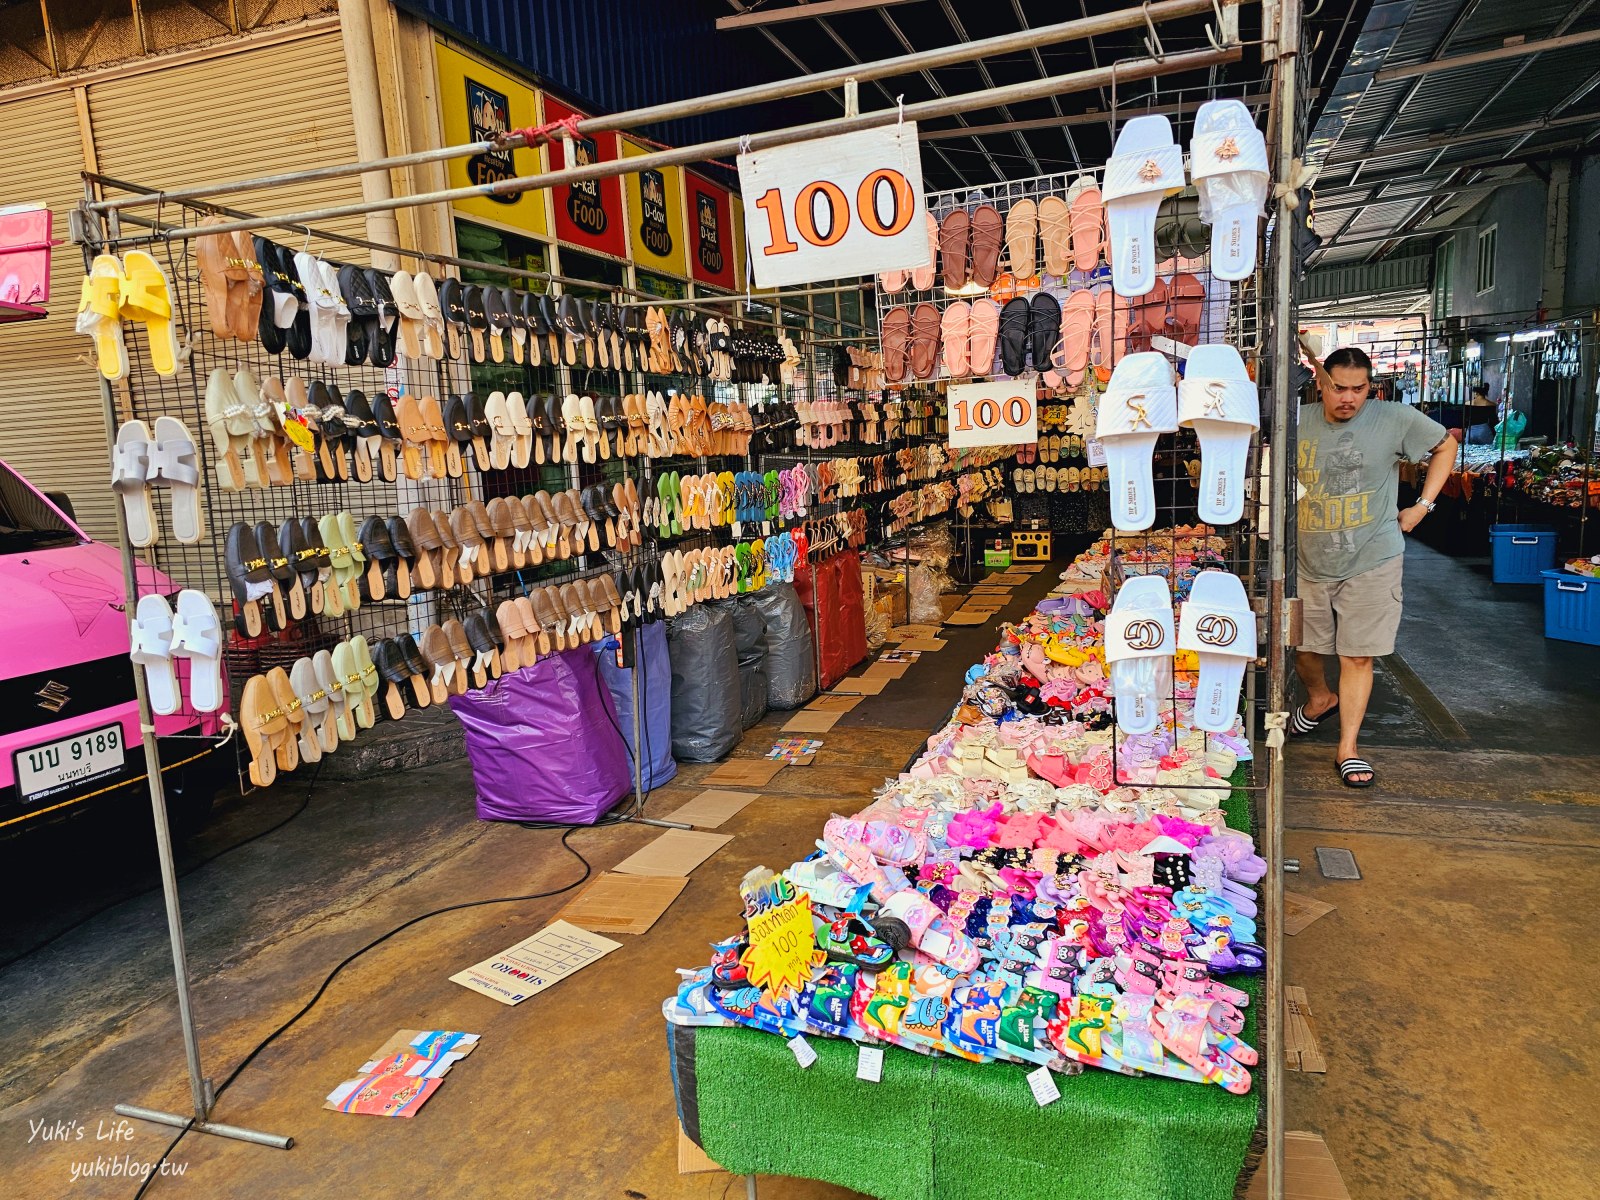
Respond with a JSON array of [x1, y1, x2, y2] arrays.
[[738, 123, 929, 289], [946, 380, 1038, 448]]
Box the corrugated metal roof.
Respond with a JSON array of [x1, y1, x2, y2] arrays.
[[1308, 0, 1600, 266]]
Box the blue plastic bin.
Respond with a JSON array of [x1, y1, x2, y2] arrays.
[[1541, 570, 1600, 646], [1489, 524, 1558, 584]]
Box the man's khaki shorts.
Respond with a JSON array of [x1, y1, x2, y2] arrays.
[[1298, 555, 1404, 658]]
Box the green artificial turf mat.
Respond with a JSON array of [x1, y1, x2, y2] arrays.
[[687, 768, 1264, 1199]]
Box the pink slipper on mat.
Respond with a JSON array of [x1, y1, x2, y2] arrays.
[[941, 300, 971, 378], [968, 298, 1000, 377]]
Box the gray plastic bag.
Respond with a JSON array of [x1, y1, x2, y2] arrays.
[[726, 598, 770, 730], [667, 603, 742, 762], [746, 582, 817, 709]]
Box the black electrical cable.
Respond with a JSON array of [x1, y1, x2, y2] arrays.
[[0, 761, 325, 974], [129, 825, 595, 1198]]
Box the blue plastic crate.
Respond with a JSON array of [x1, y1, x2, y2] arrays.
[[1541, 570, 1600, 646], [1489, 524, 1558, 584]]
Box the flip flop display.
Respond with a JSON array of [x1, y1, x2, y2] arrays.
[[668, 525, 1261, 1092]]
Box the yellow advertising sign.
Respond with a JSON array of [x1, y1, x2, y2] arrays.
[[434, 41, 550, 239], [620, 138, 688, 278], [740, 878, 823, 995]]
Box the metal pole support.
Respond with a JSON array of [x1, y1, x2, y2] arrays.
[[82, 195, 291, 1154]]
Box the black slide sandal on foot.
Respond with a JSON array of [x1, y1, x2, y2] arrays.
[[1289, 701, 1337, 737], [1338, 758, 1375, 788]]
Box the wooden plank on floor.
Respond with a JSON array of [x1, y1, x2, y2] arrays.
[[679, 1126, 726, 1175]]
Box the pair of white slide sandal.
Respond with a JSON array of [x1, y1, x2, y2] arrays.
[[1095, 345, 1259, 531], [1104, 570, 1255, 735], [1103, 99, 1269, 297], [129, 590, 224, 717]]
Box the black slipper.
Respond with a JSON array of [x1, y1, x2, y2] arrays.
[[339, 264, 378, 365], [464, 283, 491, 361], [1289, 701, 1338, 736], [438, 277, 469, 359], [1338, 758, 1375, 788], [259, 239, 312, 360], [366, 268, 398, 366], [483, 286, 511, 361], [253, 237, 288, 355], [1028, 290, 1062, 374], [537, 293, 562, 362], [999, 296, 1031, 376]]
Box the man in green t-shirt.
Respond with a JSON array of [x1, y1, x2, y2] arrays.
[[1290, 346, 1457, 788]]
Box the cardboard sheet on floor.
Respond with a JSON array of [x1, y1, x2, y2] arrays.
[[613, 828, 734, 877], [662, 789, 760, 828], [970, 585, 1013, 595], [1284, 985, 1328, 1073], [833, 675, 889, 695], [887, 624, 943, 641], [450, 920, 621, 1006], [783, 709, 843, 733], [862, 662, 910, 680], [704, 757, 787, 787], [325, 1029, 481, 1117], [1010, 564, 1045, 574], [1283, 892, 1336, 935], [879, 649, 921, 662], [556, 872, 687, 934], [943, 610, 992, 626], [768, 737, 824, 762], [898, 637, 947, 652], [1243, 1132, 1352, 1200], [806, 694, 863, 714], [679, 1126, 725, 1175]]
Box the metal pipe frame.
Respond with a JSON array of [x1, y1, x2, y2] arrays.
[[90, 0, 1237, 215], [1372, 26, 1600, 85], [715, 0, 922, 29], [124, 44, 1241, 247], [919, 91, 1271, 140], [81, 181, 291, 1155], [86, 176, 869, 333], [1264, 2, 1300, 1196]]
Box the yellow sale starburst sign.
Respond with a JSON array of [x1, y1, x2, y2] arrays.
[[740, 875, 824, 994]]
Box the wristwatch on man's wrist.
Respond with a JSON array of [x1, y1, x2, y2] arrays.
[[1416, 498, 1437, 513]]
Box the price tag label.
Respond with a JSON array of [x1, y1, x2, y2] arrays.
[[1086, 437, 1108, 467], [856, 1044, 884, 1083], [738, 124, 928, 289], [947, 381, 1038, 449], [788, 1035, 818, 1069], [1027, 1065, 1061, 1107]]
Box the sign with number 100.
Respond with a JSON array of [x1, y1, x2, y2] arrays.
[[946, 380, 1038, 448], [737, 124, 929, 289]]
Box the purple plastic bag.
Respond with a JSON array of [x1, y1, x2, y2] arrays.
[[448, 648, 634, 824]]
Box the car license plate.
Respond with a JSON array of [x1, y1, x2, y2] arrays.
[[14, 723, 126, 804]]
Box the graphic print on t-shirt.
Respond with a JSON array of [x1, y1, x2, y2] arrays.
[[1298, 432, 1370, 556]]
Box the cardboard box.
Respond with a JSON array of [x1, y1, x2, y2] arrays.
[[984, 549, 1012, 569], [875, 583, 908, 627]]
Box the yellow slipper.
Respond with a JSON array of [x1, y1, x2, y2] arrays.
[[77, 254, 128, 381], [120, 249, 181, 376]]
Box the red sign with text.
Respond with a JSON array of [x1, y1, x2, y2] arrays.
[[685, 172, 737, 290], [542, 96, 627, 260]]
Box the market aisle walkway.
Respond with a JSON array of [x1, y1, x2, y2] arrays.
[[0, 570, 1060, 1200], [1284, 541, 1600, 1198]]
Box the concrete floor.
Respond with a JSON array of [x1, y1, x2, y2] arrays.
[[1283, 542, 1600, 1199], [1, 544, 1594, 1199]]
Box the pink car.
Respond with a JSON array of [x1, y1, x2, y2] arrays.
[[0, 457, 230, 836]]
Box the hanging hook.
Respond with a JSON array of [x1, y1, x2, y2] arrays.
[[1205, 0, 1228, 51], [1304, 0, 1326, 17], [896, 94, 905, 126], [301, 225, 313, 256], [1141, 3, 1166, 62]]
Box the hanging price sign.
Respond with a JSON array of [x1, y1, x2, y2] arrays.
[[738, 124, 929, 289], [946, 380, 1038, 448]]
